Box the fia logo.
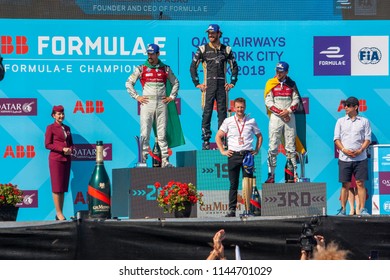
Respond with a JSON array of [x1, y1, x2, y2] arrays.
[[359, 47, 382, 64]]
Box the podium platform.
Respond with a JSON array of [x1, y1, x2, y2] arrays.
[[112, 150, 262, 218], [112, 150, 327, 218], [262, 182, 326, 216], [112, 167, 196, 219], [177, 150, 262, 217]]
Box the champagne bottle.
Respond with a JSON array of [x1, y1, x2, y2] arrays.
[[152, 137, 161, 168], [285, 158, 295, 183], [250, 177, 262, 216], [88, 141, 111, 219]]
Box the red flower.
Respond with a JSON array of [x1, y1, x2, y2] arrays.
[[156, 180, 204, 213], [154, 182, 161, 189], [0, 183, 23, 206]]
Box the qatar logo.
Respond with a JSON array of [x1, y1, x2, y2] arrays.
[[359, 47, 382, 64], [22, 102, 35, 113], [382, 179, 390, 187], [16, 190, 38, 208], [379, 172, 390, 195], [0, 98, 37, 116], [71, 143, 112, 161]]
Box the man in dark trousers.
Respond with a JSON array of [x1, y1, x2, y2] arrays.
[[190, 24, 239, 150], [216, 97, 262, 217]]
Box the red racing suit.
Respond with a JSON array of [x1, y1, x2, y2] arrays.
[[265, 79, 300, 173], [126, 60, 179, 162]]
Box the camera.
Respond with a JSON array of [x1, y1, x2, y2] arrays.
[[286, 216, 320, 253]]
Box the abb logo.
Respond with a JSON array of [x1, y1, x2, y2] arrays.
[[73, 101, 104, 114], [74, 191, 87, 204], [3, 145, 36, 158], [337, 99, 367, 112], [1, 36, 29, 54]]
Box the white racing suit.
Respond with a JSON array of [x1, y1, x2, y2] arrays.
[[265, 80, 300, 174], [125, 61, 179, 163]]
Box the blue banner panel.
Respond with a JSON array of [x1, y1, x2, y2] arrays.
[[0, 19, 389, 220]]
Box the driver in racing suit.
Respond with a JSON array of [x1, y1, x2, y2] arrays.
[[125, 43, 179, 167], [264, 61, 300, 183], [190, 24, 238, 150]]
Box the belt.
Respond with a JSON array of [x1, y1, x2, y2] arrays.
[[232, 150, 251, 156], [207, 77, 225, 80], [143, 95, 163, 100]]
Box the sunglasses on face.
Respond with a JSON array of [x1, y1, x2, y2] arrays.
[[344, 103, 356, 108]]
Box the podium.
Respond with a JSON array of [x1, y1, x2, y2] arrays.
[[177, 150, 262, 218], [112, 150, 262, 218], [262, 182, 327, 216], [112, 150, 327, 218], [112, 167, 196, 219]]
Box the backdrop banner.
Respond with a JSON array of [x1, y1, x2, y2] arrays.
[[0, 19, 389, 220]]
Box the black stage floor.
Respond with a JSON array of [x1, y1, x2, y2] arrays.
[[1, 215, 389, 260]]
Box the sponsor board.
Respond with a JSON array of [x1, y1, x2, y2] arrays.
[[197, 190, 246, 218], [71, 143, 112, 161], [314, 36, 388, 76], [16, 190, 38, 208], [379, 172, 390, 194], [0, 98, 37, 116]]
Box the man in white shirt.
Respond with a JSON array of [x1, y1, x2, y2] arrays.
[[216, 97, 263, 217], [334, 96, 371, 216]]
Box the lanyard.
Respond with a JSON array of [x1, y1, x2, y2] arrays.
[[234, 116, 246, 137]]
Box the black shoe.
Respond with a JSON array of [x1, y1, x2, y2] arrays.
[[55, 215, 66, 221], [202, 141, 210, 150], [264, 173, 275, 183], [225, 210, 236, 217]]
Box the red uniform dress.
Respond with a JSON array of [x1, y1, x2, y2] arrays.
[[45, 122, 73, 193]]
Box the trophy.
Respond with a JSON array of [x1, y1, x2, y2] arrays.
[[297, 152, 310, 182], [134, 136, 147, 168]]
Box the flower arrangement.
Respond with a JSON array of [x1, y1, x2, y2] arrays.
[[0, 183, 23, 207], [155, 180, 204, 213]]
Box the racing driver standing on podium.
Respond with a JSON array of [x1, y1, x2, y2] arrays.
[[190, 23, 239, 150]]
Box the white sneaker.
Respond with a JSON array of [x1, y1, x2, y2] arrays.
[[161, 159, 174, 168]]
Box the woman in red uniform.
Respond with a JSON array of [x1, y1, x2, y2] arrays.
[[45, 105, 73, 220]]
